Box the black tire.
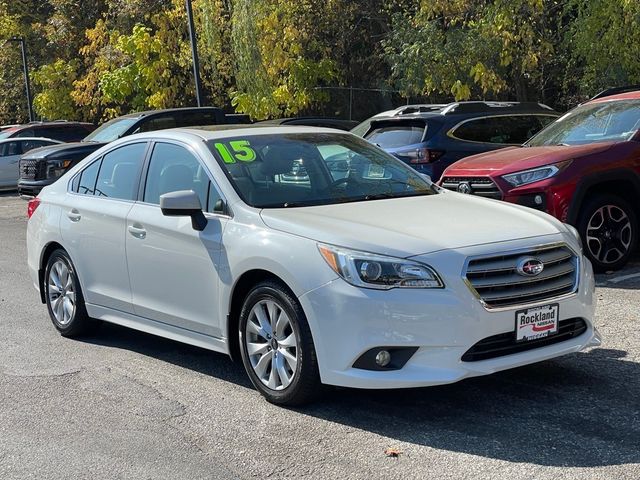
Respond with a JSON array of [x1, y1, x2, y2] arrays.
[[239, 280, 322, 406], [577, 194, 638, 272], [44, 249, 97, 337]]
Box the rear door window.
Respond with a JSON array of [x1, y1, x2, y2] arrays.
[[365, 121, 426, 148], [93, 142, 147, 200], [77, 160, 101, 195]]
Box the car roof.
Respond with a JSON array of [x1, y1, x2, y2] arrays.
[[588, 91, 640, 104], [118, 106, 223, 119], [369, 101, 557, 122], [0, 137, 63, 143], [125, 125, 348, 142]]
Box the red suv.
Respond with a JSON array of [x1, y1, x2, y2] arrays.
[[440, 87, 640, 271]]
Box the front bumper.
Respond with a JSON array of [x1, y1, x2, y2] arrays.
[[299, 239, 598, 389], [18, 179, 51, 196]]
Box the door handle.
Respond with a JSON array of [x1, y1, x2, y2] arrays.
[[128, 224, 147, 239], [67, 209, 81, 222]]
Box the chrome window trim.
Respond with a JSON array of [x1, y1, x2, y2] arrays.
[[446, 113, 559, 146], [461, 241, 581, 312]]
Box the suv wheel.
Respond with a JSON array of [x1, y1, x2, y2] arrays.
[[578, 194, 638, 272], [44, 249, 96, 337], [239, 280, 321, 406]]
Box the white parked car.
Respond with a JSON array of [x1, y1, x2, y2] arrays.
[[0, 137, 63, 190], [26, 126, 600, 405]]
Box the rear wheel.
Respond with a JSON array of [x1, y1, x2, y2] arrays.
[[577, 194, 638, 272], [239, 280, 321, 406], [44, 249, 96, 337]]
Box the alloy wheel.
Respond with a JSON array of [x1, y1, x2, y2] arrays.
[[47, 260, 76, 326], [244, 299, 299, 390], [585, 205, 632, 265]]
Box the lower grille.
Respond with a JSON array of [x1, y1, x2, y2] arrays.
[[19, 159, 46, 181], [441, 176, 502, 199], [461, 318, 587, 362], [464, 244, 578, 308]]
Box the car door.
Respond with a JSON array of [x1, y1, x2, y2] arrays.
[[125, 141, 228, 337], [0, 141, 22, 187], [59, 141, 148, 313]]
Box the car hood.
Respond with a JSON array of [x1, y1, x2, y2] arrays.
[[259, 192, 565, 258], [21, 141, 107, 160], [443, 143, 615, 176]]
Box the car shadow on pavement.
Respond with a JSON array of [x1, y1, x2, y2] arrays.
[[302, 348, 639, 468], [82, 324, 638, 468], [81, 322, 254, 389]]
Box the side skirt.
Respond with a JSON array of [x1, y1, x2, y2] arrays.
[[86, 303, 229, 355]]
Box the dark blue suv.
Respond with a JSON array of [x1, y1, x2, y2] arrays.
[[356, 101, 559, 181]]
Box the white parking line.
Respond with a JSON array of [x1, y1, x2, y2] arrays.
[[608, 272, 640, 283]]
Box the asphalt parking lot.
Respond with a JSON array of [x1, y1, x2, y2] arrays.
[[0, 192, 638, 480]]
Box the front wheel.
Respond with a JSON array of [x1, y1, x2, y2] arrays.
[[239, 280, 321, 406], [577, 194, 638, 272]]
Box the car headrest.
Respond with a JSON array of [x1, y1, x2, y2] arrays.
[[159, 164, 193, 196], [261, 144, 304, 176]]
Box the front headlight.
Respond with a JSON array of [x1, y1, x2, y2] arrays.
[[318, 243, 444, 289], [501, 161, 571, 187]]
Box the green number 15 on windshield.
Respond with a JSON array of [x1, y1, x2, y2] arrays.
[[214, 140, 256, 164]]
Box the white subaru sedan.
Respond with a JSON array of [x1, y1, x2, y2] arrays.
[[26, 126, 601, 405]]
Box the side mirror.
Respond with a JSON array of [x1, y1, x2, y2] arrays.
[[160, 190, 208, 231]]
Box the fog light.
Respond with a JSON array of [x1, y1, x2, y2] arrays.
[[534, 194, 543, 205], [375, 350, 391, 367]]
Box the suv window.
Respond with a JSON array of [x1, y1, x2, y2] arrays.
[[92, 142, 147, 200], [177, 110, 220, 127], [451, 115, 545, 144], [365, 121, 426, 148], [0, 141, 21, 156], [20, 139, 49, 153], [144, 142, 221, 212], [14, 128, 35, 138], [137, 115, 177, 133]]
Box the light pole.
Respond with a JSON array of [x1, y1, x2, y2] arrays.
[[7, 37, 34, 122], [185, 0, 204, 107]]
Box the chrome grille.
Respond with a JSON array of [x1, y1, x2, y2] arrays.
[[441, 176, 502, 199], [464, 244, 578, 308], [19, 159, 46, 180]]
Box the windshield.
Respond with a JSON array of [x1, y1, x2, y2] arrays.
[[526, 100, 640, 147], [83, 117, 138, 142], [208, 133, 436, 208], [0, 129, 17, 139]]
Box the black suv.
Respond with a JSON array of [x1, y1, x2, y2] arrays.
[[18, 107, 228, 196], [0, 121, 96, 143], [355, 102, 559, 181]]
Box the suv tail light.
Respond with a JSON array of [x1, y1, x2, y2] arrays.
[[27, 197, 40, 219], [406, 148, 445, 164]]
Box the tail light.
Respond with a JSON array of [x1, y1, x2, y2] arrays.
[[27, 197, 40, 219], [405, 148, 445, 164]]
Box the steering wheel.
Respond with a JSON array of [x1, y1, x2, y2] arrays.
[[326, 177, 350, 189]]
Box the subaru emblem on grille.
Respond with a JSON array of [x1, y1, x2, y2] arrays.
[[457, 182, 471, 194], [516, 257, 544, 276]]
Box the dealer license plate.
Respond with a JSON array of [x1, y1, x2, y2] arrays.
[[515, 304, 559, 342]]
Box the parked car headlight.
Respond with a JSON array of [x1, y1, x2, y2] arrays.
[[318, 244, 444, 289], [46, 159, 73, 179], [501, 161, 571, 187]]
